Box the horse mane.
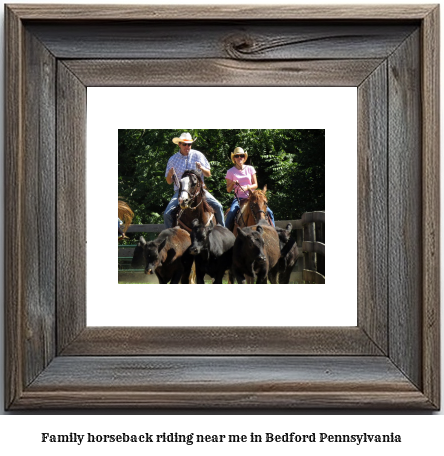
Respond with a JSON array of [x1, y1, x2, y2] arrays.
[[202, 198, 215, 214], [254, 189, 267, 198], [118, 199, 134, 233], [182, 169, 202, 182], [235, 188, 268, 230], [182, 169, 214, 213], [250, 188, 268, 203]]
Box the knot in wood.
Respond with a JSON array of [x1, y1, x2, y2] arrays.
[[224, 33, 255, 59]]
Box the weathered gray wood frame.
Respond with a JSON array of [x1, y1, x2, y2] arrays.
[[4, 5, 440, 410]]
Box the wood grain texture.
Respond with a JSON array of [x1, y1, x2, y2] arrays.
[[388, 31, 422, 389], [63, 59, 384, 87], [4, 4, 24, 410], [56, 62, 87, 353], [21, 27, 58, 388], [16, 390, 433, 410], [421, 6, 440, 409], [4, 4, 440, 410], [61, 327, 382, 356], [357, 62, 388, 354], [26, 23, 416, 60], [7, 4, 435, 20], [16, 356, 433, 409]]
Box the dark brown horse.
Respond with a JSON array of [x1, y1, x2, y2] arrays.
[[174, 170, 216, 233], [230, 184, 271, 236]]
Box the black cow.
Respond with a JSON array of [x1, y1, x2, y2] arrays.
[[275, 223, 299, 284], [189, 219, 236, 284], [131, 236, 146, 269], [131, 227, 193, 284], [232, 224, 280, 284]]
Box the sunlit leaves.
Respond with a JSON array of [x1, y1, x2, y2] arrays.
[[118, 129, 324, 226]]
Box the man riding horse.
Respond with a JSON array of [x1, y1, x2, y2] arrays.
[[164, 132, 225, 228]]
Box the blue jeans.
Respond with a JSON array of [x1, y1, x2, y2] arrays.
[[225, 198, 275, 229], [164, 190, 225, 228]]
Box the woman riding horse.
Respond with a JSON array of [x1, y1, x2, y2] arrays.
[[225, 147, 275, 232]]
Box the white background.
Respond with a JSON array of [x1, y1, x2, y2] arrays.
[[0, 0, 442, 453], [87, 87, 357, 326]]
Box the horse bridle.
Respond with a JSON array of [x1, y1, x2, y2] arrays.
[[179, 172, 202, 208], [177, 171, 214, 230], [233, 182, 268, 225], [249, 201, 267, 224]]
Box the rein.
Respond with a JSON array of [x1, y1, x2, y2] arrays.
[[234, 182, 268, 226], [249, 202, 266, 224], [179, 179, 201, 206], [176, 171, 214, 232], [178, 211, 214, 233], [234, 182, 249, 227]]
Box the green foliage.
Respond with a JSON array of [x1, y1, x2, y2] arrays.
[[118, 129, 324, 226]]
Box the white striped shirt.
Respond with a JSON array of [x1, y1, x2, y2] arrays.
[[165, 149, 210, 191]]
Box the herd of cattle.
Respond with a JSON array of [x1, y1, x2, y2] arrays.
[[131, 219, 299, 284]]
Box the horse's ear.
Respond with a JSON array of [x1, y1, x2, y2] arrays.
[[208, 220, 214, 231], [256, 225, 264, 234], [192, 218, 200, 228], [263, 184, 267, 193], [138, 236, 146, 246]]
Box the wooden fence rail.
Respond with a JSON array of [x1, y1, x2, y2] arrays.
[[301, 211, 325, 284], [119, 211, 325, 283]]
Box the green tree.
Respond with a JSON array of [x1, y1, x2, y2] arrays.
[[118, 129, 324, 230]]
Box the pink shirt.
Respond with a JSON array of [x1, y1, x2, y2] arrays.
[[225, 165, 256, 199]]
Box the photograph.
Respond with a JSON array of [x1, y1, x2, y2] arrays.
[[118, 129, 325, 285]]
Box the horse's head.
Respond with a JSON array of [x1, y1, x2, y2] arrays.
[[249, 186, 268, 223], [178, 170, 202, 209]]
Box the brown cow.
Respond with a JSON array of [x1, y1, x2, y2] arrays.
[[231, 224, 280, 284], [138, 227, 194, 284]]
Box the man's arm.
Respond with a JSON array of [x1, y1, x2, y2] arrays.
[[166, 167, 175, 185], [196, 162, 211, 177]]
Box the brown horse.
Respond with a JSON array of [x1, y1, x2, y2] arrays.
[[118, 199, 134, 238], [230, 184, 271, 236], [173, 170, 218, 283], [174, 170, 215, 233]]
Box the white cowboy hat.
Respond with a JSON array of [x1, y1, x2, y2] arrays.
[[172, 132, 195, 145], [231, 146, 248, 163]]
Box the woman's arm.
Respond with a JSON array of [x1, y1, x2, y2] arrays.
[[226, 178, 236, 193], [247, 173, 258, 192]]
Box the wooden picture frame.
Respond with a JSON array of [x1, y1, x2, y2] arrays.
[[5, 4, 440, 410]]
